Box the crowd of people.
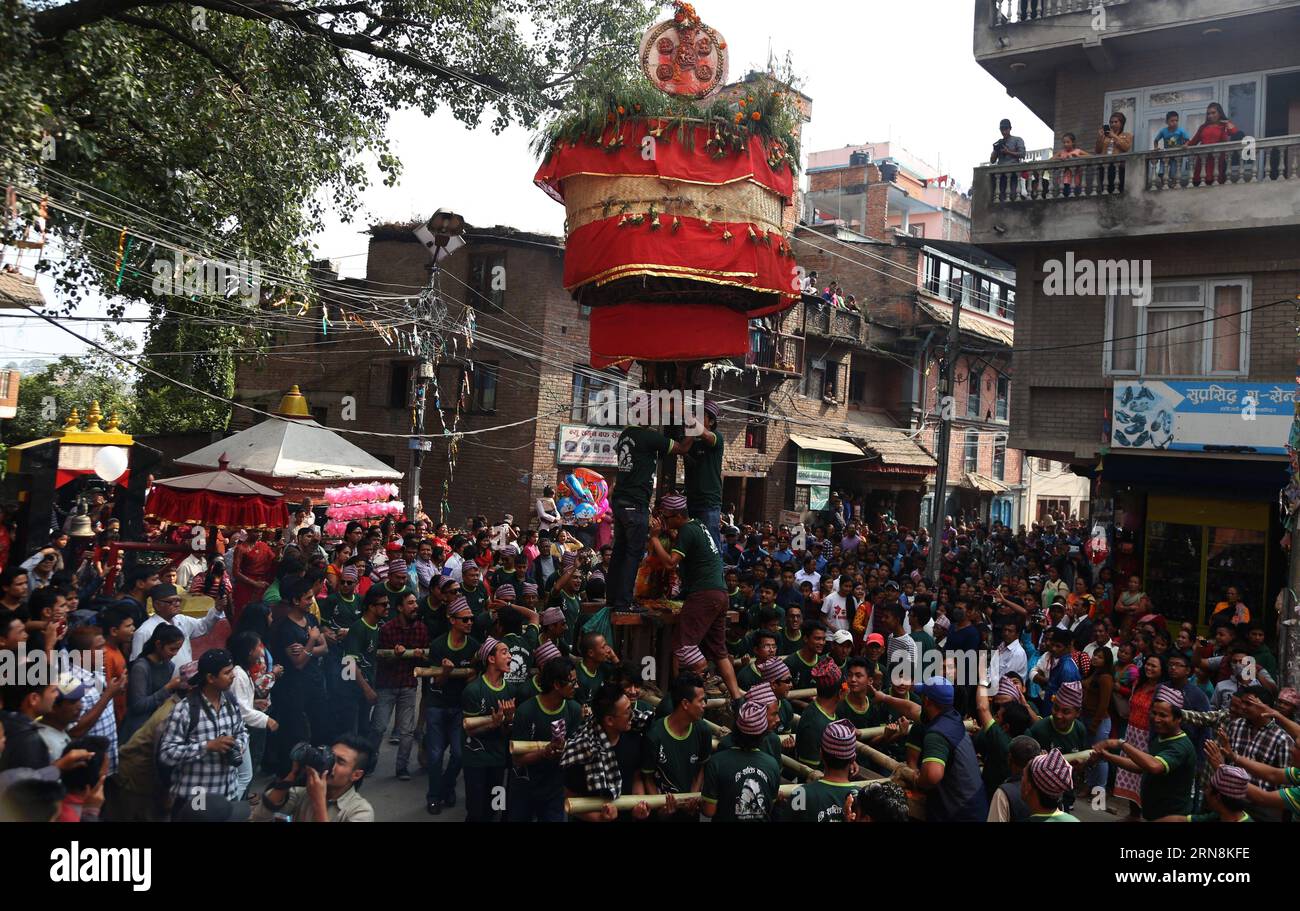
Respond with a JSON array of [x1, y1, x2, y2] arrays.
[[0, 413, 1295, 824], [989, 101, 1246, 199]]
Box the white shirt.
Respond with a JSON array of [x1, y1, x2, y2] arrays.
[[1084, 640, 1119, 663], [536, 498, 562, 532], [175, 554, 208, 591], [821, 593, 851, 632], [989, 639, 1028, 692], [444, 552, 464, 583], [231, 665, 271, 729], [794, 569, 821, 590], [129, 607, 225, 668]]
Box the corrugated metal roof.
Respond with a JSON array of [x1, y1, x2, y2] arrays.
[[851, 426, 937, 470]]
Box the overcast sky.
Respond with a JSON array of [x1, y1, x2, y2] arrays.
[[7, 0, 1052, 359]]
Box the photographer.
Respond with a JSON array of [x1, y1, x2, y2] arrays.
[[157, 649, 248, 818], [989, 118, 1026, 199], [252, 733, 375, 822]]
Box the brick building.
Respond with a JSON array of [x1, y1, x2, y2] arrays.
[[971, 0, 1300, 628], [233, 224, 623, 527]]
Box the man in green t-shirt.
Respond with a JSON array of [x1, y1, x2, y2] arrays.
[[972, 681, 1033, 798], [786, 720, 862, 822], [460, 636, 516, 822], [339, 586, 388, 735], [508, 656, 583, 822], [1158, 763, 1254, 822], [837, 657, 875, 730], [701, 699, 780, 822], [608, 403, 690, 612], [648, 494, 742, 701], [1022, 748, 1081, 821], [1094, 685, 1196, 821], [795, 659, 843, 769], [682, 399, 724, 552], [641, 672, 712, 819], [423, 598, 479, 815]]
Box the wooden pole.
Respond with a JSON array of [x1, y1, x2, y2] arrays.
[[376, 649, 430, 660], [510, 741, 556, 756], [563, 780, 884, 816], [462, 714, 499, 735], [703, 687, 815, 709], [413, 667, 474, 679]]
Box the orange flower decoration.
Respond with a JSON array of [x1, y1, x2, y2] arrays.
[[734, 113, 743, 123], [751, 111, 761, 121], [739, 99, 746, 107], [617, 106, 625, 115]]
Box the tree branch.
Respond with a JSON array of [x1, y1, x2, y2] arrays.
[[112, 12, 252, 95]]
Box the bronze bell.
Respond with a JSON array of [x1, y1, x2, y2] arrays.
[[67, 511, 95, 539]]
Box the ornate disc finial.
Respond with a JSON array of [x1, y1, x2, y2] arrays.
[[84, 401, 104, 432], [63, 408, 81, 432], [639, 2, 728, 99]]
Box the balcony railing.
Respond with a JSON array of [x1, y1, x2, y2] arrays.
[[990, 0, 1126, 26], [747, 329, 802, 375], [981, 134, 1300, 203]]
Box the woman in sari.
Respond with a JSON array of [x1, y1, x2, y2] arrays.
[[1113, 575, 1144, 637], [1113, 654, 1164, 815], [232, 528, 276, 626]]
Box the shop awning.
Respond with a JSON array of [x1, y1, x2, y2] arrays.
[[962, 472, 1009, 493], [788, 434, 863, 457], [849, 427, 936, 472]]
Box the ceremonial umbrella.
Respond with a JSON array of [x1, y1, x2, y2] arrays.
[[145, 454, 290, 528]]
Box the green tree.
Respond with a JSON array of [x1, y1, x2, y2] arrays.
[[1, 0, 653, 425], [2, 331, 140, 444]]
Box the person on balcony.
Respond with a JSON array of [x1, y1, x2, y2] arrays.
[[1051, 133, 1089, 197], [990, 118, 1026, 200], [1187, 102, 1240, 186], [1153, 111, 1192, 186], [1094, 113, 1133, 193]]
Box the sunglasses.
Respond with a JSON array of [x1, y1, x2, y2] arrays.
[[452, 614, 473, 622]]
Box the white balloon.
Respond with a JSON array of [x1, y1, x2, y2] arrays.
[[93, 446, 128, 483]]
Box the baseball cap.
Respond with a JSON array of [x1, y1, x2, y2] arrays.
[[914, 676, 954, 707], [54, 673, 87, 704], [865, 633, 885, 648], [830, 629, 853, 645]]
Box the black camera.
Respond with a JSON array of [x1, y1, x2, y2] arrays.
[[289, 742, 335, 782]]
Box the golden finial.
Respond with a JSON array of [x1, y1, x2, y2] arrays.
[[84, 401, 104, 432], [63, 408, 81, 432], [104, 411, 121, 432]]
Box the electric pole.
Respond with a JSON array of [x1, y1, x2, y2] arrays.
[[926, 299, 962, 587], [407, 210, 465, 523]]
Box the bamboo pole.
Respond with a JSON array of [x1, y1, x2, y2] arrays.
[[413, 667, 475, 679], [564, 780, 884, 816], [703, 688, 816, 709], [510, 741, 556, 756], [376, 649, 430, 660], [462, 714, 499, 735], [854, 719, 979, 741]]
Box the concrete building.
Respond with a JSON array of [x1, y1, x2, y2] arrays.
[[805, 141, 972, 241], [971, 0, 1300, 630]]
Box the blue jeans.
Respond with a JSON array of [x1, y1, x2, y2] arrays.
[[506, 776, 566, 822], [609, 503, 649, 610], [1087, 717, 1112, 791], [690, 506, 722, 553], [424, 704, 463, 804]]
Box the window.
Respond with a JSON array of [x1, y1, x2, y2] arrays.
[[743, 396, 766, 450], [822, 361, 840, 401], [1001, 288, 1015, 320], [436, 364, 464, 413], [967, 367, 982, 417], [469, 252, 506, 310], [804, 357, 826, 399], [1105, 277, 1250, 377], [963, 430, 979, 473], [389, 361, 412, 408], [909, 224, 924, 238], [996, 376, 1009, 421], [1037, 498, 1070, 521], [992, 442, 1006, 481], [1036, 457, 1053, 472], [848, 366, 867, 406], [469, 362, 498, 413], [571, 367, 622, 423]]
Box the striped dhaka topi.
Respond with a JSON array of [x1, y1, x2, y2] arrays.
[[1028, 748, 1074, 798]]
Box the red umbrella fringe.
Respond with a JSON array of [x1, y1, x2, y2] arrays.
[[144, 485, 291, 528]]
